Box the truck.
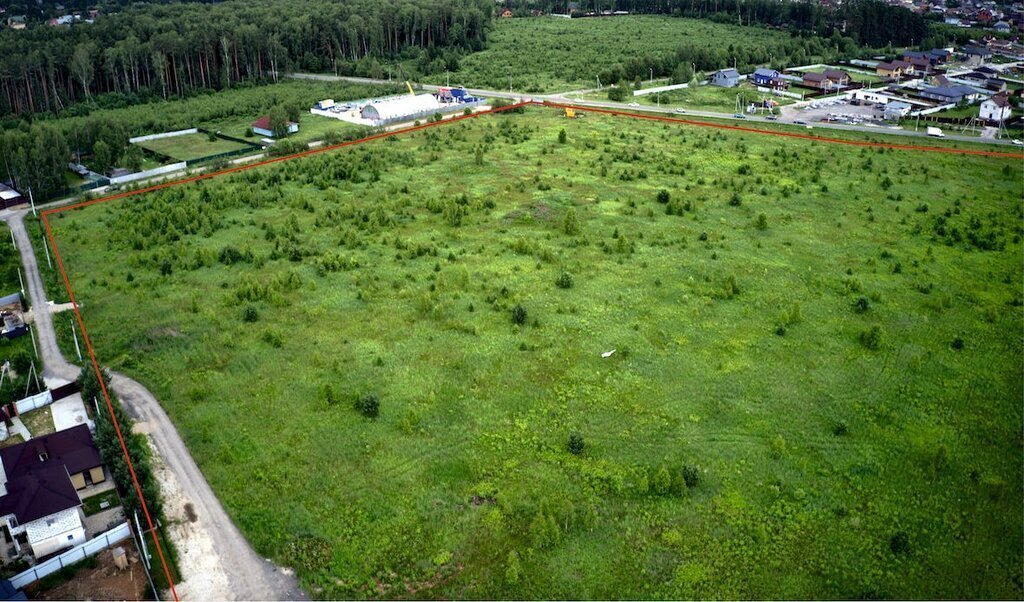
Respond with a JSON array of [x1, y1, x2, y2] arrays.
[[926, 126, 945, 138]]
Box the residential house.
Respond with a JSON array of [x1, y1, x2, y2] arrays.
[[751, 68, 780, 86], [962, 45, 993, 64], [6, 16, 26, 30], [993, 20, 1012, 32], [500, 8, 513, 17], [919, 84, 982, 103], [0, 425, 106, 559], [876, 60, 912, 77], [980, 91, 1012, 121], [801, 71, 849, 91], [904, 55, 933, 74], [252, 116, 299, 138], [823, 69, 851, 85], [709, 68, 741, 88]]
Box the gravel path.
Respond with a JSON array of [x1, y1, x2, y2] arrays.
[[5, 209, 307, 601]]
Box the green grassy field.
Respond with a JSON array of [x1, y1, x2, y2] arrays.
[[436, 16, 815, 93], [136, 133, 256, 162], [48, 106, 1023, 599], [581, 81, 798, 112], [204, 112, 368, 146]]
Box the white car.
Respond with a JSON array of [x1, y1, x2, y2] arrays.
[[674, 108, 686, 113], [628, 102, 640, 108], [1013, 139, 1023, 146]]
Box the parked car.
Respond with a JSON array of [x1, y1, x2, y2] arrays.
[[1012, 139, 1022, 146], [765, 115, 778, 120], [674, 108, 686, 114], [628, 102, 640, 108], [733, 113, 746, 119], [794, 119, 808, 125]]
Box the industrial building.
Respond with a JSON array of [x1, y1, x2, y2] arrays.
[[360, 94, 443, 123]]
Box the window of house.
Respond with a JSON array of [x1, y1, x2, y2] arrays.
[[67, 534, 74, 541]]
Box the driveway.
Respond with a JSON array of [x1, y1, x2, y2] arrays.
[[5, 209, 307, 601], [51, 392, 94, 432]]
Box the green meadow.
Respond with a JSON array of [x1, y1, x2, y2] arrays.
[[48, 107, 1023, 599]]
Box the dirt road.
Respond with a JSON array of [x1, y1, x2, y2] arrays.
[[5, 210, 307, 601]]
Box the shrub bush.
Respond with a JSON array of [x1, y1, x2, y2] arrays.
[[556, 272, 574, 289], [567, 432, 585, 455], [656, 189, 670, 204], [356, 393, 380, 418], [859, 325, 882, 350], [511, 304, 527, 325], [242, 305, 259, 323]]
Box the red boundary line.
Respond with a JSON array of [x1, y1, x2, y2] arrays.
[[36, 98, 1022, 600]]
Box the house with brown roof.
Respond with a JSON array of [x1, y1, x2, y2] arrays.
[[980, 91, 1012, 122], [802, 71, 848, 91], [0, 425, 106, 558]]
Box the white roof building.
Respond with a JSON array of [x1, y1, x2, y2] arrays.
[[360, 94, 442, 123]]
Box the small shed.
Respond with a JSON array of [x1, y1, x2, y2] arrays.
[[252, 116, 299, 138], [0, 183, 25, 209]]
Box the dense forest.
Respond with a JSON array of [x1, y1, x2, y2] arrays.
[[510, 0, 929, 48], [0, 0, 491, 117]]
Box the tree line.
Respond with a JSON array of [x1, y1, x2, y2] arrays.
[[0, 0, 491, 118]]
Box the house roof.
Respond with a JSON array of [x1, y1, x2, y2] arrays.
[[252, 116, 297, 130], [0, 293, 21, 308], [360, 94, 442, 121], [923, 84, 978, 98], [753, 68, 779, 77], [0, 425, 100, 524], [0, 466, 80, 525], [0, 424, 101, 480], [803, 72, 827, 82], [985, 92, 1010, 107], [714, 68, 740, 78], [823, 69, 850, 80], [886, 101, 912, 110]]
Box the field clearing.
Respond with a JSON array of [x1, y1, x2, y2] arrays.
[[581, 82, 799, 112], [136, 133, 254, 162], [48, 106, 1023, 599], [436, 16, 817, 93]]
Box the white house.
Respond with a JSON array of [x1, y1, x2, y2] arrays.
[[0, 425, 105, 558], [979, 92, 1012, 122]]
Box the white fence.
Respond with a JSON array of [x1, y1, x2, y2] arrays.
[[633, 83, 688, 96], [109, 162, 187, 185], [757, 86, 804, 100], [15, 390, 52, 414], [910, 102, 956, 117], [129, 128, 199, 143], [9, 521, 132, 589]]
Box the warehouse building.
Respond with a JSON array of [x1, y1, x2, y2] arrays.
[[360, 94, 444, 125]]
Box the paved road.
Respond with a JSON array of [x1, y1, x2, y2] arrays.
[[290, 72, 1021, 147], [5, 209, 307, 601]]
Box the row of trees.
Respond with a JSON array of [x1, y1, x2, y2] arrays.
[[0, 0, 492, 118], [511, 0, 928, 47]]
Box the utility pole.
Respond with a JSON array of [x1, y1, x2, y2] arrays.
[[650, 67, 653, 84], [71, 319, 82, 361], [28, 188, 36, 217]]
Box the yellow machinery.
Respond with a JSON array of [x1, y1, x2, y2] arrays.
[[396, 64, 416, 97], [564, 107, 576, 118]]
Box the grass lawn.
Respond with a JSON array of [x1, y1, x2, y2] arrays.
[[24, 215, 69, 304], [136, 133, 255, 162], [81, 489, 121, 516], [203, 113, 368, 147], [436, 16, 808, 93], [0, 434, 24, 449], [790, 65, 885, 85], [582, 81, 798, 112], [20, 406, 55, 437], [48, 106, 1023, 599]]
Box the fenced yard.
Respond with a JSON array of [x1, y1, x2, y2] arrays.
[[135, 132, 255, 162]]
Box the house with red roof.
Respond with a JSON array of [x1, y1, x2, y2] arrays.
[[252, 115, 298, 138]]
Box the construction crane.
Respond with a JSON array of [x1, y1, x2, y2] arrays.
[[396, 64, 416, 97]]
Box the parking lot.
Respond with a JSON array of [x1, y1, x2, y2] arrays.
[[782, 98, 889, 126]]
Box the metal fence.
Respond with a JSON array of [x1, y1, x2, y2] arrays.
[[14, 390, 52, 415], [9, 521, 132, 589]]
